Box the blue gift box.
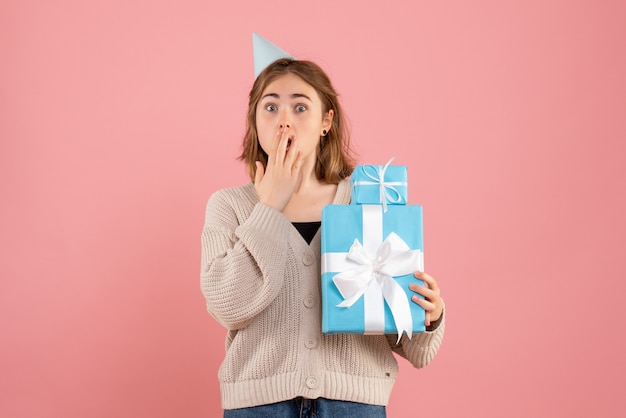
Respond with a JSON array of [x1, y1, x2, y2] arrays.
[[321, 204, 425, 339], [350, 163, 408, 206]]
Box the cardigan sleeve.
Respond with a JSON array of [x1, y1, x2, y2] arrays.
[[386, 301, 446, 369], [200, 189, 292, 330]]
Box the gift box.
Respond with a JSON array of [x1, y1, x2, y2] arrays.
[[350, 162, 408, 206], [321, 204, 425, 340]]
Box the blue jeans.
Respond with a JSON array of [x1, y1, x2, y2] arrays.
[[224, 397, 386, 418]]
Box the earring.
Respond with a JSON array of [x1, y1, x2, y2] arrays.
[[322, 130, 327, 136]]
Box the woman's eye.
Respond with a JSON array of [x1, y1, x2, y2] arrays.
[[295, 105, 307, 112], [265, 104, 277, 111]]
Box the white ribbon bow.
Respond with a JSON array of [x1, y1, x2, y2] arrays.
[[332, 232, 422, 343], [352, 158, 406, 211]]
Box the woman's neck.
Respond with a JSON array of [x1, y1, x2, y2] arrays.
[[283, 178, 337, 222]]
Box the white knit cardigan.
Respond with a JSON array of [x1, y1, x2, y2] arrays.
[[200, 179, 445, 410]]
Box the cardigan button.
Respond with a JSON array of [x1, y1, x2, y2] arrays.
[[302, 253, 314, 266], [306, 376, 318, 389], [305, 337, 318, 349], [303, 295, 315, 308]]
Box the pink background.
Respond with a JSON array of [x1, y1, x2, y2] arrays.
[[2, 1, 625, 417]]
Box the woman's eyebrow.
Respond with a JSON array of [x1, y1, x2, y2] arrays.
[[261, 93, 280, 100], [291, 93, 312, 101]]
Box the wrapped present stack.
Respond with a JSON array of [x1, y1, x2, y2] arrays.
[[321, 159, 425, 342]]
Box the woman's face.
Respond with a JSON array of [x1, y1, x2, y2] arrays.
[[256, 73, 333, 166]]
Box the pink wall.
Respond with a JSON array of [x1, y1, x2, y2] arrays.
[[2, 1, 625, 417]]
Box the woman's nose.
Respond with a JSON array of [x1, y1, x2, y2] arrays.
[[279, 122, 291, 129]]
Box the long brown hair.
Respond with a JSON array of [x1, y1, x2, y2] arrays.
[[239, 58, 354, 183]]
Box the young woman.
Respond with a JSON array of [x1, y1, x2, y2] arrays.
[[201, 58, 445, 417]]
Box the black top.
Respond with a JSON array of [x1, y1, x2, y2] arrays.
[[292, 221, 321, 245]]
